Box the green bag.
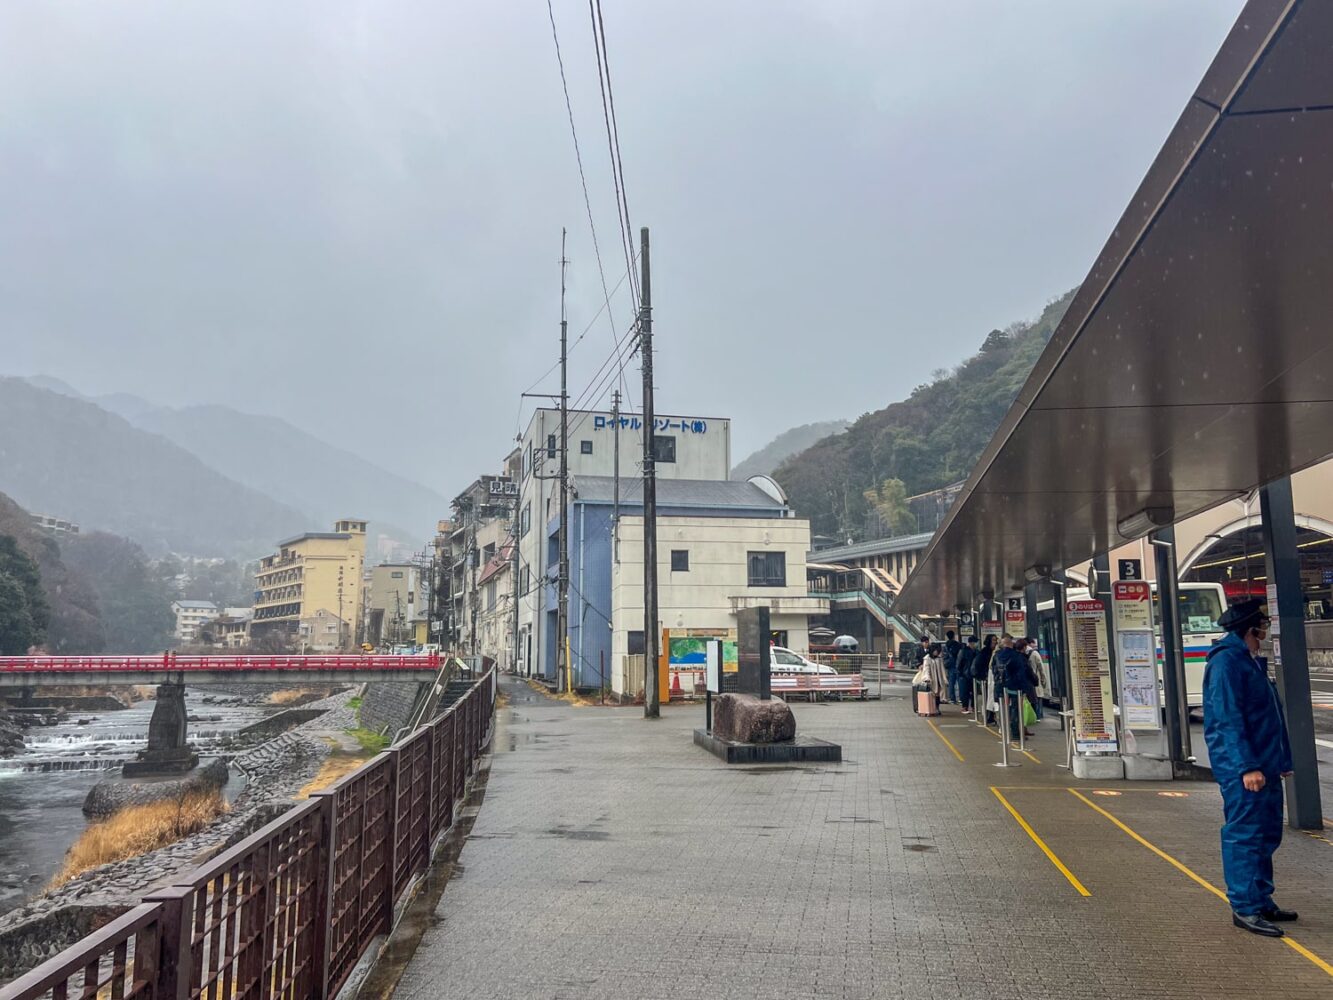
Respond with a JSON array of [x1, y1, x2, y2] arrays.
[[1021, 696, 1037, 728]]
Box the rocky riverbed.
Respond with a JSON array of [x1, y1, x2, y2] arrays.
[[0, 692, 360, 982]]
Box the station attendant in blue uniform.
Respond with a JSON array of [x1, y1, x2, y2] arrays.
[[1202, 598, 1295, 938]]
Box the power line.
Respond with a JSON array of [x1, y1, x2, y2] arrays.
[[587, 0, 639, 314], [545, 0, 635, 407]]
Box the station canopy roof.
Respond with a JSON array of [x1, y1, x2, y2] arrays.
[[896, 0, 1333, 614]]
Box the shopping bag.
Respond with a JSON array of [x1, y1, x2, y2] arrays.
[[1022, 696, 1037, 728]]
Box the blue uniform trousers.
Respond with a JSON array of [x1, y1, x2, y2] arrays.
[[1218, 776, 1284, 915]]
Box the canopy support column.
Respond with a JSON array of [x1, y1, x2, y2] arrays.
[[1259, 476, 1324, 830]]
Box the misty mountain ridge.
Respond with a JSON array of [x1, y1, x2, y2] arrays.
[[0, 377, 308, 558], [19, 375, 448, 545], [730, 420, 850, 481]]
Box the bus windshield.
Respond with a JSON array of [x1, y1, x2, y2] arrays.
[[1152, 587, 1224, 635]]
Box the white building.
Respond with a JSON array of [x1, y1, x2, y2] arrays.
[[172, 600, 218, 643], [514, 407, 731, 678]]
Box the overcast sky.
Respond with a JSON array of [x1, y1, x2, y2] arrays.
[[0, 1, 1245, 497]]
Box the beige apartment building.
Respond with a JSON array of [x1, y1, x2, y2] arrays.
[[251, 519, 367, 647]]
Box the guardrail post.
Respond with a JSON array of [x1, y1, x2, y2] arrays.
[[142, 886, 193, 1000], [307, 791, 336, 1000], [383, 746, 402, 924]]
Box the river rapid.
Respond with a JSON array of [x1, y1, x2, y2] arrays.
[[0, 692, 270, 916]]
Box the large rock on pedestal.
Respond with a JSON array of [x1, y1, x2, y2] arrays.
[[712, 693, 796, 744]]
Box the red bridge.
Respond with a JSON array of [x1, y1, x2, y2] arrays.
[[0, 653, 444, 688]]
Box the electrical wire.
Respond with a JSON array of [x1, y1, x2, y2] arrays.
[[587, 0, 639, 314], [545, 0, 636, 410]]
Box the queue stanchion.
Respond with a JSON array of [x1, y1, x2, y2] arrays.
[[994, 690, 1020, 767], [972, 680, 984, 725], [1013, 689, 1027, 753], [1058, 709, 1075, 770]]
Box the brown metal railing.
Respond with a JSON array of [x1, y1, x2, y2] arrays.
[[0, 668, 496, 1000]]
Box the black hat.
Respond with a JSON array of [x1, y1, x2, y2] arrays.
[[966, 635, 978, 644], [1217, 598, 1267, 633]]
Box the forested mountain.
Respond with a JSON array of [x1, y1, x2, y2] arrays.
[[773, 290, 1076, 541], [0, 490, 102, 652], [730, 420, 850, 481], [0, 378, 307, 557], [27, 379, 445, 543]]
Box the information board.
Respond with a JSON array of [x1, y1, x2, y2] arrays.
[[1116, 630, 1161, 730], [1004, 609, 1027, 636], [1112, 581, 1152, 631], [1066, 599, 1119, 752], [981, 619, 1002, 640]]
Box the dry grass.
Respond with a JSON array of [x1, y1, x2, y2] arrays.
[[51, 790, 229, 889], [267, 688, 315, 706], [295, 754, 374, 799]]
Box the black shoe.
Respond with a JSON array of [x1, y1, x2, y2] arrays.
[[1260, 907, 1298, 922], [1233, 912, 1284, 937]]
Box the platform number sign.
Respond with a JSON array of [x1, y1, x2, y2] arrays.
[[1117, 559, 1143, 581], [1007, 598, 1022, 611]]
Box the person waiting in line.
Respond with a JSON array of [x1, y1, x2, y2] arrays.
[[994, 635, 1028, 738], [1202, 598, 1295, 938], [974, 634, 997, 724], [1024, 636, 1047, 721], [942, 630, 963, 706], [955, 635, 978, 712], [1007, 638, 1039, 738], [915, 634, 931, 668], [922, 642, 947, 703]]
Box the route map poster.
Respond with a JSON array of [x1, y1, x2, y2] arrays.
[[1066, 599, 1119, 753]]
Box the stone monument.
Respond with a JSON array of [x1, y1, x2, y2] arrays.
[[694, 607, 841, 763]]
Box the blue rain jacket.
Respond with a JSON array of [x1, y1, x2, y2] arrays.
[[1202, 631, 1292, 781]]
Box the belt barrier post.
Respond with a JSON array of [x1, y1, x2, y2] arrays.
[[994, 690, 1020, 767], [1013, 689, 1027, 752]]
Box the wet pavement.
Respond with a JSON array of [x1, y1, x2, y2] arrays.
[[391, 675, 1332, 999]]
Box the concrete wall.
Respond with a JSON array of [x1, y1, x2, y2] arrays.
[[358, 682, 427, 735]]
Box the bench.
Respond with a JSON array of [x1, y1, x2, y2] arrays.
[[771, 672, 866, 701]]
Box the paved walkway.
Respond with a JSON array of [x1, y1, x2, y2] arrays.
[[392, 677, 1333, 999]]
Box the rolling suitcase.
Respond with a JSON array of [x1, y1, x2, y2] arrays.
[[914, 685, 939, 717]]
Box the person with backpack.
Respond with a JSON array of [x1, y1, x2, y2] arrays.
[[943, 630, 963, 706], [955, 635, 978, 711], [1024, 636, 1047, 721]]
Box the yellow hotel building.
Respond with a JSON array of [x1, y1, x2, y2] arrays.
[[251, 519, 367, 647]]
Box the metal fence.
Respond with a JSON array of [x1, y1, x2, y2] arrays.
[[0, 668, 496, 1000]]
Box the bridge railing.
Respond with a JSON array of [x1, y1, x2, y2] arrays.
[[0, 666, 496, 1000], [0, 653, 443, 676]]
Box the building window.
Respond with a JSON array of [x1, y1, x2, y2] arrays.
[[627, 630, 645, 655], [547, 434, 557, 459], [671, 550, 689, 572], [391, 571, 403, 579], [520, 504, 531, 537], [486, 582, 497, 611], [580, 440, 593, 455], [747, 551, 786, 587], [653, 435, 676, 463], [520, 566, 530, 594]]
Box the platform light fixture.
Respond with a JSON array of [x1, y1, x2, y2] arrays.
[[1116, 506, 1174, 541], [1024, 564, 1051, 583]]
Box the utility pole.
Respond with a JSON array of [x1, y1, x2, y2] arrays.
[[640, 226, 658, 718], [611, 388, 621, 565], [557, 230, 571, 693], [510, 513, 521, 674]]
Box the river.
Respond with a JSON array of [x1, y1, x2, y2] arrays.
[[0, 692, 271, 917]]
